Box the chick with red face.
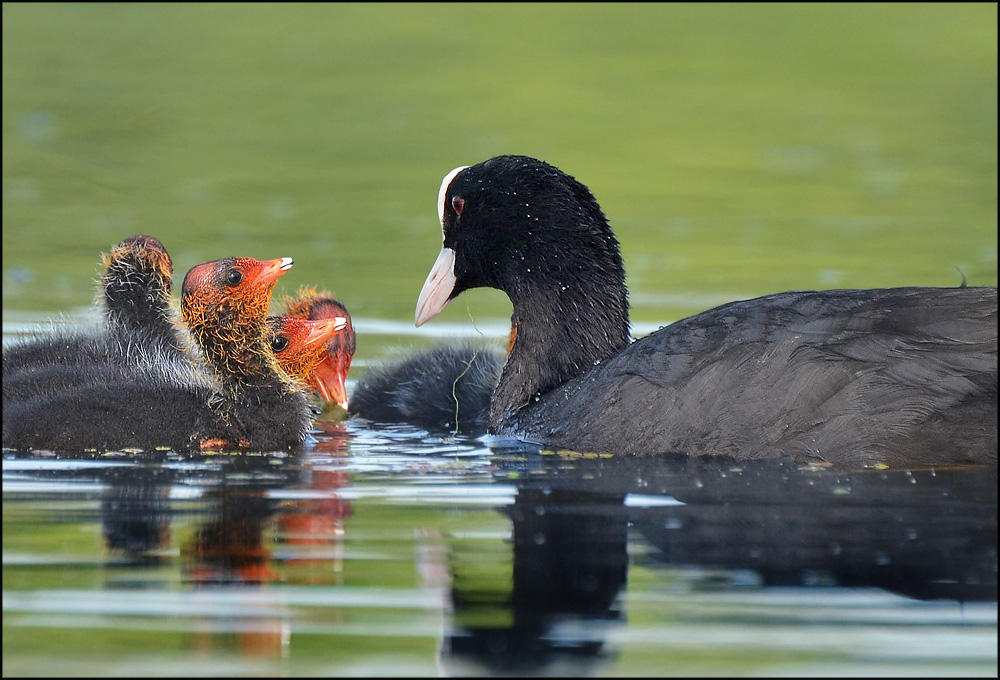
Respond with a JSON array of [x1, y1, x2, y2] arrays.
[[278, 287, 355, 412]]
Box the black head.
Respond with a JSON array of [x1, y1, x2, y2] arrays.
[[416, 155, 627, 328], [100, 234, 174, 318]]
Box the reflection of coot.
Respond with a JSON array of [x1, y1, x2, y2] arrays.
[[625, 461, 998, 602], [447, 487, 628, 674], [504, 454, 997, 602], [101, 472, 172, 558], [447, 450, 996, 674]]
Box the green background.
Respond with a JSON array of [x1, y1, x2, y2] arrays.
[[2, 4, 997, 675], [4, 3, 996, 352]]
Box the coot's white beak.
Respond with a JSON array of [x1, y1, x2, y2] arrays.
[[415, 247, 457, 327]]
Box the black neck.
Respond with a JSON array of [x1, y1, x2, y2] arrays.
[[489, 272, 630, 429]]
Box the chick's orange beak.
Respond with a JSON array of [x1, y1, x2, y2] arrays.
[[250, 257, 295, 288], [311, 350, 352, 411], [302, 317, 348, 348]]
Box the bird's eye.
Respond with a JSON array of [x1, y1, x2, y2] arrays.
[[225, 268, 243, 286], [270, 335, 289, 353], [452, 196, 465, 215]]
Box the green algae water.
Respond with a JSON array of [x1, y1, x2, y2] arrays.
[[3, 4, 997, 676]]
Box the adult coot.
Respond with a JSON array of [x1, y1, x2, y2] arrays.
[[415, 155, 998, 468]]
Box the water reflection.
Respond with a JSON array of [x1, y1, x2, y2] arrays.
[[444, 449, 997, 673], [2, 429, 996, 675], [447, 485, 628, 675]]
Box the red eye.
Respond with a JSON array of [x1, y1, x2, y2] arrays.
[[451, 196, 465, 215]]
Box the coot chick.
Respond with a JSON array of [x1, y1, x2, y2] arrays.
[[415, 155, 998, 468], [181, 256, 345, 451], [268, 315, 350, 391], [3, 235, 185, 381], [350, 343, 503, 434], [3, 235, 195, 406], [349, 315, 520, 434], [99, 234, 185, 354], [3, 340, 225, 453], [278, 288, 355, 410]]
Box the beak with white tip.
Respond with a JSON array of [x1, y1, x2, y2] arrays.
[[415, 247, 457, 327]]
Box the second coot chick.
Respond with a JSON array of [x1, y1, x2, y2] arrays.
[[278, 288, 356, 410], [350, 343, 503, 434], [415, 155, 998, 468], [181, 257, 346, 451]]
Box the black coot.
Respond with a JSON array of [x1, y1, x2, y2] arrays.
[[414, 155, 998, 468]]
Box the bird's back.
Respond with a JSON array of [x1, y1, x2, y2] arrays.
[[504, 286, 998, 468]]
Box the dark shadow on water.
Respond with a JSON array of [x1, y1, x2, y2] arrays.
[[4, 433, 996, 675], [443, 445, 997, 674]]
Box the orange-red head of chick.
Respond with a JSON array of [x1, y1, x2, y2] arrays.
[[181, 256, 294, 387], [269, 315, 349, 389], [280, 287, 355, 410]]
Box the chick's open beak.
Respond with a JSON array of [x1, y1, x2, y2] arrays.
[[312, 350, 352, 411]]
